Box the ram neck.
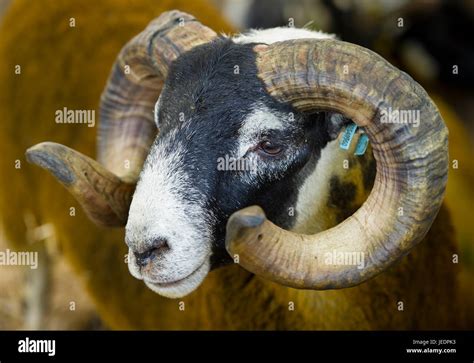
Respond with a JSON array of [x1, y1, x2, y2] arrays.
[[293, 138, 376, 234]]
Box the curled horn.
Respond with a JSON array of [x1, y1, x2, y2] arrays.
[[26, 11, 217, 226], [226, 40, 448, 289]]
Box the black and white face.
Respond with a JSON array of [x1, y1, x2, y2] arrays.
[[125, 33, 351, 298]]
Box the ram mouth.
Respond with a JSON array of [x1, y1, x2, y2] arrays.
[[143, 259, 210, 298]]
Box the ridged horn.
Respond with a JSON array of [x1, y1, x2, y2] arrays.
[[226, 40, 449, 289], [26, 10, 218, 226], [26, 142, 135, 227], [98, 10, 218, 181]]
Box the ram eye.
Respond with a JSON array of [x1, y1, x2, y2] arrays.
[[257, 140, 282, 156]]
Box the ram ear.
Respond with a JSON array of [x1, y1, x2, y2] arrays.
[[327, 114, 352, 140], [26, 142, 135, 227], [304, 112, 351, 140]]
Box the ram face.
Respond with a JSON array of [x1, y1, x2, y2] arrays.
[[126, 37, 359, 297], [26, 11, 449, 299]]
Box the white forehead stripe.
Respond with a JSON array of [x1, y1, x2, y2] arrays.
[[241, 104, 286, 133], [232, 27, 335, 45], [236, 104, 287, 159]]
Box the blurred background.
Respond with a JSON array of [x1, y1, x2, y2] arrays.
[[0, 0, 472, 330]]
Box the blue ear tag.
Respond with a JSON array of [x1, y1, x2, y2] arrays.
[[354, 133, 369, 156], [339, 123, 358, 150]]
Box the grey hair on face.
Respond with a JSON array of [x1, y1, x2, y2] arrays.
[[125, 130, 214, 298]]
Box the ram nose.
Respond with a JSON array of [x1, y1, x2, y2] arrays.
[[133, 238, 170, 267]]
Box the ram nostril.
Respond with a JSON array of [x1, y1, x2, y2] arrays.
[[151, 237, 170, 252], [134, 249, 154, 268], [133, 238, 170, 268]]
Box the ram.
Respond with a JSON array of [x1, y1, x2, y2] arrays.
[[21, 12, 470, 328], [1, 3, 471, 329]]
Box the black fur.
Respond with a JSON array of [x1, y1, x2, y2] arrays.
[[327, 175, 357, 223]]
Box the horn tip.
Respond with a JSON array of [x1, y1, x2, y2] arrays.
[[25, 142, 75, 185], [225, 205, 267, 255], [228, 205, 266, 229]]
